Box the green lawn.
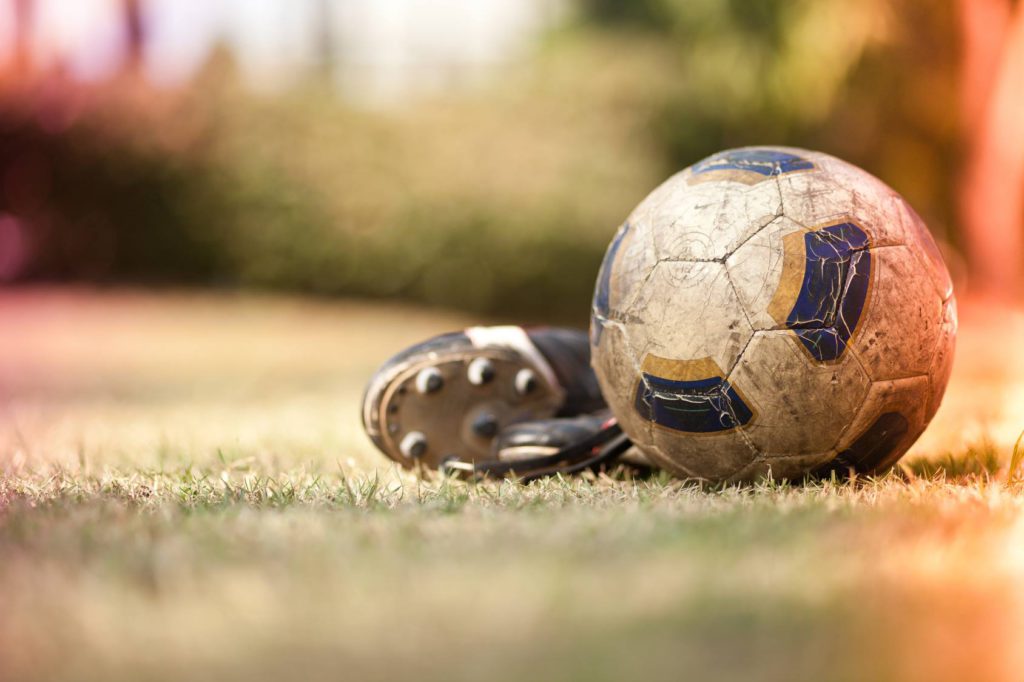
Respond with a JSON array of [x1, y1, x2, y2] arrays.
[[1, 289, 1023, 682]]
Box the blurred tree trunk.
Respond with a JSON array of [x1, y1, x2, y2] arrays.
[[121, 0, 146, 74], [959, 0, 1024, 299], [11, 0, 34, 74]]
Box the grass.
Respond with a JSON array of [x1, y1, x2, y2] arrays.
[[903, 439, 1004, 480], [2, 289, 1024, 682], [2, 465, 1024, 682]]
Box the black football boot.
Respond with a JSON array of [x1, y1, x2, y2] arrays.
[[361, 326, 608, 472]]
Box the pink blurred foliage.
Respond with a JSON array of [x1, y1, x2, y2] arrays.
[[959, 0, 1024, 301]]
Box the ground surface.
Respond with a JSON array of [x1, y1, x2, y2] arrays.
[[1, 288, 1023, 682]]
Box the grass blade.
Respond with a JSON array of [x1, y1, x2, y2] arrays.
[[1009, 430, 1024, 485]]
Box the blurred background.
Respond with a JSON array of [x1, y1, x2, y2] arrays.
[[1, 0, 1023, 472], [0, 0, 1021, 321], [4, 7, 1024, 681]]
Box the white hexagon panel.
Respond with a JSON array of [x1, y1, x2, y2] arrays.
[[727, 330, 870, 457]]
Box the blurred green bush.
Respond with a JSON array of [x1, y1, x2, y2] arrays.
[[0, 0, 962, 322], [1, 34, 673, 323]]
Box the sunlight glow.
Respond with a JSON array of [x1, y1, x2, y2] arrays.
[[1, 0, 563, 99]]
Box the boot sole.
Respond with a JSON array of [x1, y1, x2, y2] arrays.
[[362, 327, 567, 470]]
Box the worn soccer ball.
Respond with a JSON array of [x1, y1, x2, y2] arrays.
[[590, 146, 956, 482]]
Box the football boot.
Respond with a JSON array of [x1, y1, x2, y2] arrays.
[[362, 326, 607, 471]]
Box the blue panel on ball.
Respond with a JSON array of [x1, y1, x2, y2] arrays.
[[691, 148, 815, 178], [634, 373, 754, 433], [591, 222, 630, 346], [815, 412, 909, 476], [785, 222, 871, 362]]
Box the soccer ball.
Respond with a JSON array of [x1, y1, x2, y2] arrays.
[[590, 146, 956, 482]]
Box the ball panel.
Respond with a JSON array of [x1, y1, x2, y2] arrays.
[[594, 258, 760, 481], [822, 412, 912, 477], [778, 170, 856, 228], [729, 215, 874, 363], [590, 320, 663, 464], [590, 321, 716, 480], [591, 317, 641, 413], [832, 375, 930, 473], [624, 260, 754, 376], [591, 220, 658, 346], [637, 176, 719, 260], [634, 354, 755, 434], [927, 296, 957, 422], [785, 151, 909, 247], [730, 451, 836, 483], [776, 221, 872, 362], [637, 176, 782, 262], [898, 202, 954, 302], [591, 222, 627, 347], [728, 330, 870, 455], [850, 245, 944, 381], [686, 147, 816, 186], [634, 437, 702, 480], [648, 420, 758, 481], [812, 155, 908, 233], [725, 215, 807, 331]]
